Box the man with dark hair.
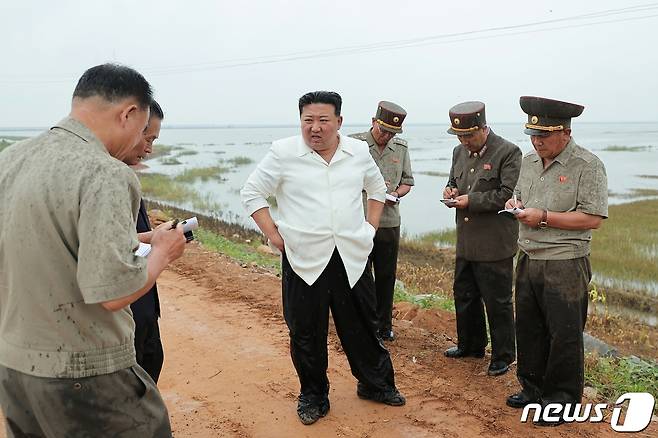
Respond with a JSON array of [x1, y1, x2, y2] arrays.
[[350, 101, 414, 341], [505, 96, 607, 427], [242, 90, 405, 426], [443, 101, 521, 377], [123, 100, 166, 383], [0, 64, 185, 437]]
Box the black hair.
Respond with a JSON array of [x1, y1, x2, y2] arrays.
[[150, 100, 164, 120], [298, 91, 342, 116], [73, 63, 153, 109]]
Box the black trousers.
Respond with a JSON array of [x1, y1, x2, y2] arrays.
[[515, 253, 591, 405], [282, 249, 396, 405], [134, 318, 164, 384], [368, 226, 400, 334], [453, 257, 515, 364]]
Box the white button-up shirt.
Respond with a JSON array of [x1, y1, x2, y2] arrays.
[[241, 134, 386, 287]]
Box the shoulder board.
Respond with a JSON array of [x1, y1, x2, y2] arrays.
[[348, 132, 368, 141], [393, 137, 408, 147]]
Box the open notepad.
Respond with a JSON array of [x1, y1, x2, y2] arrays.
[[497, 208, 523, 215], [135, 242, 152, 257]]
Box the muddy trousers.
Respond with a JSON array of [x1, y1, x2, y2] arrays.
[[368, 226, 400, 335], [134, 318, 164, 383], [0, 365, 171, 438], [515, 253, 591, 405], [453, 257, 516, 364], [282, 249, 396, 406]]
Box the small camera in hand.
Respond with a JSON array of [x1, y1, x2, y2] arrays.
[[180, 217, 199, 242]]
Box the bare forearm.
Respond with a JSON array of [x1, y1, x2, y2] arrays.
[[546, 210, 603, 230], [395, 184, 412, 197], [251, 207, 278, 239], [366, 199, 384, 229]]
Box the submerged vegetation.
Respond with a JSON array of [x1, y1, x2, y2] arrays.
[[591, 199, 658, 288], [174, 166, 230, 183], [416, 171, 450, 178], [601, 145, 652, 152]]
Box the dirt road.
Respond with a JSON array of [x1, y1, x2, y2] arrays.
[[1, 243, 653, 437], [157, 244, 641, 437]]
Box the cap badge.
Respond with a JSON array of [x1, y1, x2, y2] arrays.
[[393, 116, 400, 123], [454, 118, 460, 125], [531, 115, 539, 124]]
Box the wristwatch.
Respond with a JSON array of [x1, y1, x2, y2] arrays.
[[538, 209, 548, 229]]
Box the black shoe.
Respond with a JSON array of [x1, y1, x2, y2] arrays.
[[357, 383, 406, 406], [297, 398, 330, 425], [444, 346, 485, 359], [487, 361, 510, 376], [506, 391, 538, 409], [379, 329, 395, 341]]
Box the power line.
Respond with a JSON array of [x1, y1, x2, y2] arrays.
[[1, 3, 657, 84]]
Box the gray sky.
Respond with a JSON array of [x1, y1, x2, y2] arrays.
[[1, 0, 657, 126]]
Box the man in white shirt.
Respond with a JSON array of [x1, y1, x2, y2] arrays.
[[241, 91, 406, 426]]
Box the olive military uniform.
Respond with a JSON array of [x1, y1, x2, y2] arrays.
[[0, 118, 171, 437], [513, 96, 608, 409], [446, 103, 521, 368], [350, 102, 414, 339]]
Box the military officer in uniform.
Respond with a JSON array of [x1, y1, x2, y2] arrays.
[[350, 101, 414, 341], [443, 101, 521, 376], [505, 96, 607, 426]]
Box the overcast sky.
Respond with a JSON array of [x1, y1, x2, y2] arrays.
[[1, 0, 657, 127]]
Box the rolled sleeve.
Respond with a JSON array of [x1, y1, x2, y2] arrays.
[[364, 154, 386, 202], [400, 148, 415, 186], [577, 159, 608, 218], [77, 166, 147, 304], [241, 147, 281, 216]]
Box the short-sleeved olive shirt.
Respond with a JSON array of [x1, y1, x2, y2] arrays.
[[350, 131, 415, 228], [515, 138, 608, 260], [0, 117, 147, 378]]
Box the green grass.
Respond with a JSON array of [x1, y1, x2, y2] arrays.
[[138, 173, 197, 202], [394, 285, 455, 311], [602, 145, 652, 152], [195, 229, 280, 272], [174, 166, 230, 183], [404, 228, 457, 248], [585, 354, 658, 413], [591, 199, 658, 286], [416, 171, 450, 178]]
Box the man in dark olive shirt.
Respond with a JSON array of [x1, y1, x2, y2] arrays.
[[443, 101, 522, 377]]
